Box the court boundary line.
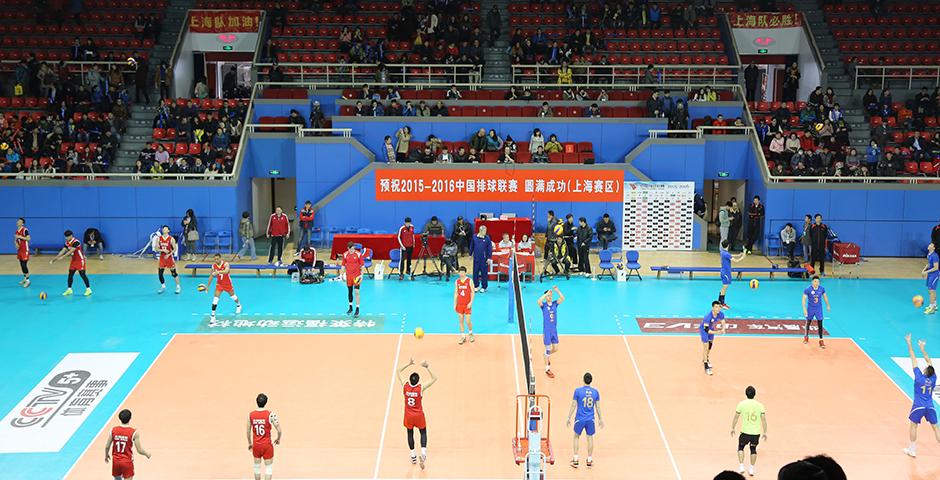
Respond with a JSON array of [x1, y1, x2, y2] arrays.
[[371, 316, 406, 480], [62, 334, 177, 479], [849, 337, 913, 401], [615, 316, 683, 480], [510, 334, 521, 395]]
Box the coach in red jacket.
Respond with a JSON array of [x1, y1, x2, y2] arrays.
[[397, 217, 415, 280], [267, 206, 290, 265], [298, 200, 315, 251]]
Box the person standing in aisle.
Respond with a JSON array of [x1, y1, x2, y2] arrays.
[[266, 206, 290, 266]]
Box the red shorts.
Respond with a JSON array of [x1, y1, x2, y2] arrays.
[[215, 284, 234, 296], [252, 441, 274, 460], [346, 275, 362, 288], [17, 251, 29, 262], [404, 412, 426, 429], [112, 459, 134, 478], [69, 261, 85, 271], [455, 303, 471, 315], [159, 256, 176, 269]]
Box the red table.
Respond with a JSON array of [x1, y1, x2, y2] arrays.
[[330, 234, 446, 260], [474, 217, 533, 243], [489, 250, 536, 281]]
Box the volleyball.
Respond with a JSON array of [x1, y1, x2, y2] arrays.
[[749, 279, 759, 289], [414, 327, 425, 339], [197, 283, 207, 292], [126, 57, 137, 67], [39, 291, 47, 300], [553, 223, 564, 235], [913, 295, 924, 308]]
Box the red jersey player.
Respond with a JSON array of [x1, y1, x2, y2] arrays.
[[396, 358, 438, 469], [340, 241, 364, 318], [156, 225, 181, 294], [247, 393, 282, 480], [50, 229, 91, 296], [14, 217, 30, 288], [104, 409, 151, 480], [207, 253, 242, 319], [454, 266, 475, 345]]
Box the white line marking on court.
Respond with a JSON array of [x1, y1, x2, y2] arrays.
[[63, 335, 177, 479], [849, 338, 912, 400], [372, 316, 406, 480], [615, 316, 682, 480], [511, 334, 521, 395]]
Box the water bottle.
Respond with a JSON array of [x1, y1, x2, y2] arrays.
[[291, 272, 299, 283]]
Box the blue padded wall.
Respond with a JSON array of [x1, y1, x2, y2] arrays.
[[295, 142, 371, 205]]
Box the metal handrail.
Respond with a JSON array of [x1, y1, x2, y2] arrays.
[[510, 64, 738, 86], [253, 62, 481, 85], [767, 175, 936, 184], [299, 128, 351, 137], [0, 60, 137, 87], [698, 125, 754, 134], [649, 129, 702, 139], [854, 65, 940, 90], [801, 12, 827, 73], [256, 80, 742, 94], [3, 171, 235, 180]]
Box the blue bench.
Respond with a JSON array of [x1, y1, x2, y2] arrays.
[[650, 265, 806, 280], [33, 244, 64, 254], [184, 263, 292, 277]]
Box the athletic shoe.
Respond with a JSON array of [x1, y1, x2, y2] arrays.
[[925, 305, 937, 315], [469, 333, 474, 343], [410, 455, 417, 464], [175, 285, 181, 294], [546, 369, 555, 378], [399, 275, 404, 281], [721, 303, 731, 310], [819, 339, 826, 349], [419, 454, 426, 470], [354, 307, 359, 318], [569, 459, 579, 468], [481, 288, 486, 293], [346, 306, 353, 315], [84, 288, 92, 296], [235, 304, 242, 315], [210, 313, 216, 320], [157, 285, 166, 294], [706, 367, 713, 376], [586, 458, 593, 468], [749, 466, 755, 476], [17, 278, 25, 285], [565, 272, 570, 280], [458, 336, 466, 345], [738, 464, 746, 474], [98, 255, 104, 260], [62, 288, 73, 296], [22, 279, 30, 288], [803, 335, 809, 344], [903, 448, 917, 458]]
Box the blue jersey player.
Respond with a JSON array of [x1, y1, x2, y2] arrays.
[[801, 275, 831, 348], [903, 334, 939, 458], [921, 243, 939, 314], [537, 286, 565, 378], [566, 372, 604, 468], [717, 240, 746, 309], [701, 301, 727, 375]]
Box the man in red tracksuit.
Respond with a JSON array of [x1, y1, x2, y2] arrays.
[[298, 201, 315, 252], [398, 217, 415, 280], [267, 206, 290, 265]]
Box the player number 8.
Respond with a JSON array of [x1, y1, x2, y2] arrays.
[[407, 397, 416, 407]]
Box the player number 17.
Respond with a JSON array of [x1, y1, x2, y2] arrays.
[[114, 441, 126, 453]]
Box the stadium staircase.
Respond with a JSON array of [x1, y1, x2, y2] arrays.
[[794, 0, 871, 151], [480, 0, 511, 83], [113, 0, 195, 171]]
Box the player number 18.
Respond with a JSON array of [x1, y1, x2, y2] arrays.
[[582, 397, 594, 409]]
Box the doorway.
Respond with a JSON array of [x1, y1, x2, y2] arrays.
[[704, 179, 746, 249]]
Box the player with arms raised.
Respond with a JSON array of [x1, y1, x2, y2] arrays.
[[14, 217, 30, 287], [397, 358, 438, 469], [537, 286, 565, 378], [105, 408, 151, 480], [340, 241, 364, 318], [903, 334, 939, 458], [247, 393, 282, 480], [156, 225, 181, 294], [207, 253, 242, 319], [454, 266, 475, 344]]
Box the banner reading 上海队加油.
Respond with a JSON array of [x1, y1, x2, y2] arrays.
[[189, 10, 261, 33]]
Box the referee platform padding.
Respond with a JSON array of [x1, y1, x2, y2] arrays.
[[651, 265, 807, 279]]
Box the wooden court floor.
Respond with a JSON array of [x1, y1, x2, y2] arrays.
[[66, 334, 939, 479]]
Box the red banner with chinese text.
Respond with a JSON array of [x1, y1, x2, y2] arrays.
[[375, 169, 624, 202], [189, 10, 261, 33], [728, 12, 802, 29]]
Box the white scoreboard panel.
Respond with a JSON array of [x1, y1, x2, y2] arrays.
[[621, 182, 694, 251]]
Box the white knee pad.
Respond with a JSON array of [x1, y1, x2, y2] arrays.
[[253, 463, 262, 474], [266, 464, 273, 475]]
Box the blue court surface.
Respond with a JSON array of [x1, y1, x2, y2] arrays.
[[2, 272, 938, 478]]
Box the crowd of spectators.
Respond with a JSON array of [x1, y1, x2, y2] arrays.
[[385, 126, 581, 164]]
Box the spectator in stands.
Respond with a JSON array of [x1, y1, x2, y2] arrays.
[[646, 91, 662, 116], [799, 103, 817, 127], [437, 146, 455, 163], [782, 62, 800, 103], [520, 87, 534, 101], [503, 136, 518, 154], [670, 101, 689, 129], [712, 114, 728, 135], [877, 150, 898, 176], [497, 145, 515, 164], [194, 78, 209, 99], [860, 88, 879, 117], [354, 101, 369, 116], [908, 132, 928, 161], [744, 61, 759, 101], [416, 101, 432, 116], [845, 148, 862, 173], [661, 91, 676, 117], [865, 140, 881, 169], [828, 104, 843, 123], [532, 146, 549, 164], [545, 134, 563, 153], [557, 61, 574, 85], [833, 119, 850, 149], [505, 86, 520, 100], [879, 87, 893, 111], [585, 104, 602, 118], [538, 102, 554, 118], [409, 145, 433, 163], [648, 3, 662, 29], [485, 129, 503, 152], [486, 5, 501, 46], [430, 101, 448, 116], [643, 65, 656, 85], [780, 223, 797, 261], [822, 87, 836, 113], [394, 126, 411, 162], [384, 100, 402, 116], [445, 85, 462, 100], [426, 135, 442, 155], [529, 129, 545, 153], [790, 148, 809, 172], [287, 109, 306, 128], [371, 100, 385, 116]]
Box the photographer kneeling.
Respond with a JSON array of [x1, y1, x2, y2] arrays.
[[293, 244, 325, 283], [440, 239, 459, 281], [541, 236, 571, 281]]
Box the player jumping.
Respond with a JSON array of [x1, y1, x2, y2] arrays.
[[922, 243, 938, 314], [538, 286, 565, 378], [397, 358, 438, 469], [156, 225, 181, 294], [340, 241, 364, 318], [717, 240, 746, 309], [701, 301, 727, 375], [105, 409, 151, 480], [51, 229, 91, 296], [566, 372, 604, 468], [14, 217, 30, 287], [903, 334, 939, 458], [730, 386, 767, 477], [802, 275, 831, 348], [207, 253, 242, 319], [454, 266, 475, 344], [247, 393, 282, 480]]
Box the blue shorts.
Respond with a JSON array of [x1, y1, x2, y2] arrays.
[[543, 329, 559, 346], [700, 331, 714, 344], [720, 271, 732, 285], [574, 419, 596, 436], [806, 310, 823, 321], [909, 406, 938, 425], [927, 274, 938, 291]]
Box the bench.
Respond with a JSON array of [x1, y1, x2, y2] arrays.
[[33, 244, 64, 254], [650, 266, 807, 280], [184, 263, 293, 277]]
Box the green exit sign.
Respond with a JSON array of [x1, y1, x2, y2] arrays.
[[718, 171, 730, 178], [223, 45, 233, 51], [757, 48, 768, 54], [269, 169, 280, 176]]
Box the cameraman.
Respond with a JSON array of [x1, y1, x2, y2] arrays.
[[542, 236, 571, 280], [440, 238, 459, 281]]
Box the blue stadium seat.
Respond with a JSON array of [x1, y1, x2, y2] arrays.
[[216, 230, 233, 253]]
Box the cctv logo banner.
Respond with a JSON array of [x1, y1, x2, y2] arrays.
[[0, 353, 138, 453]]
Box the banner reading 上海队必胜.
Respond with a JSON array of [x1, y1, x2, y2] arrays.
[[728, 12, 802, 29], [375, 169, 624, 202]]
